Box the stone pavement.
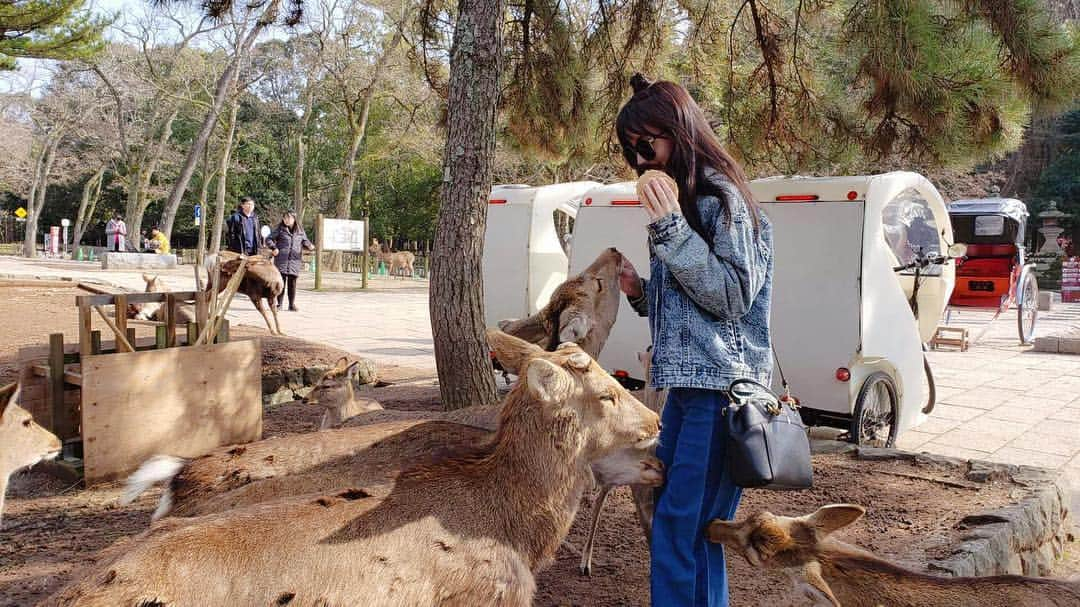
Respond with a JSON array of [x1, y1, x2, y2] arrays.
[[898, 302, 1080, 506], [0, 256, 435, 371]]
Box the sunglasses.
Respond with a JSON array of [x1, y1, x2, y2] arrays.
[[623, 134, 666, 163]]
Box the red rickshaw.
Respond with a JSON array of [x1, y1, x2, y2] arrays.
[[946, 198, 1039, 344]]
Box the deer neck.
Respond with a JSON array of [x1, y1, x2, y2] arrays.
[[487, 405, 591, 569], [816, 541, 955, 606]]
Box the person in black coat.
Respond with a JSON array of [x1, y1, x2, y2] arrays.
[[226, 196, 262, 255], [268, 210, 314, 311]]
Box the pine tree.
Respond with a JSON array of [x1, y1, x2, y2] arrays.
[[0, 0, 107, 70]]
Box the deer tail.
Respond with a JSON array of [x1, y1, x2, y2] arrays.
[[121, 455, 186, 521]]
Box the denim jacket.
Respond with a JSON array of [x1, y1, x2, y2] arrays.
[[629, 170, 774, 390]]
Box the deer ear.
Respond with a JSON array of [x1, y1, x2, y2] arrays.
[[558, 315, 590, 344], [331, 356, 350, 373], [487, 329, 543, 375], [0, 383, 19, 418], [524, 358, 572, 405], [803, 504, 865, 536]]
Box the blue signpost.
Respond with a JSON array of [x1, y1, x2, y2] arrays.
[[194, 204, 202, 226]]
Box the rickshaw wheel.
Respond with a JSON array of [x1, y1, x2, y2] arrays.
[[850, 372, 898, 448], [1017, 269, 1038, 345]]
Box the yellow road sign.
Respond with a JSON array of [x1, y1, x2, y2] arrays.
[[14, 207, 27, 218]]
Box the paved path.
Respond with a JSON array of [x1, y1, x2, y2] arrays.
[[0, 256, 435, 371], [3, 255, 1078, 493]]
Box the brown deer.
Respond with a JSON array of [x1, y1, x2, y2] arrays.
[[131, 274, 195, 323], [121, 336, 662, 522], [211, 251, 285, 335], [48, 331, 660, 606], [0, 383, 62, 528], [304, 356, 385, 430], [708, 504, 1080, 607], [371, 238, 415, 278], [498, 247, 624, 358]]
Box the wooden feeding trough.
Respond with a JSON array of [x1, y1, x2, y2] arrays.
[[17, 280, 263, 484]]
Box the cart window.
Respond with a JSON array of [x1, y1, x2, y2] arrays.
[[974, 215, 1005, 236], [882, 188, 942, 275]]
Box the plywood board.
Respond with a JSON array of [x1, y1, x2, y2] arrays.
[[80, 339, 262, 483]]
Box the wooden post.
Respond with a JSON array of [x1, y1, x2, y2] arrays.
[[126, 328, 137, 350], [315, 213, 324, 291], [217, 319, 230, 343], [92, 306, 134, 352], [90, 330, 101, 354], [186, 323, 198, 346], [113, 294, 128, 337], [195, 291, 209, 332], [78, 304, 92, 361], [165, 293, 177, 347], [49, 333, 69, 438], [155, 325, 168, 349], [361, 213, 369, 290]]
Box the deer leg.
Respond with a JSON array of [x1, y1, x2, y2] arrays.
[[269, 297, 284, 336], [579, 485, 613, 576], [630, 483, 656, 546], [252, 295, 277, 335]]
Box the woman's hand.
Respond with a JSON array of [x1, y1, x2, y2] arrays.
[[619, 257, 643, 298], [642, 177, 680, 222]]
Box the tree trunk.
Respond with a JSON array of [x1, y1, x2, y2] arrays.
[[209, 95, 241, 256], [195, 146, 214, 291], [328, 128, 363, 272], [22, 132, 63, 257], [126, 109, 178, 241], [159, 0, 281, 243], [72, 165, 106, 248], [430, 0, 505, 410], [293, 86, 314, 224]]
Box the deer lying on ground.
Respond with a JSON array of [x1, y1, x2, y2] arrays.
[[48, 330, 660, 606], [0, 383, 61, 528], [708, 504, 1080, 607], [130, 274, 195, 323], [122, 333, 662, 522], [304, 356, 385, 430], [498, 247, 624, 358], [371, 238, 415, 278], [211, 251, 285, 335]]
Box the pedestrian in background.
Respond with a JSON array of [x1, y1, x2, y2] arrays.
[[268, 210, 314, 311], [105, 213, 126, 252]]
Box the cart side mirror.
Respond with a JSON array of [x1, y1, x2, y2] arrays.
[[948, 243, 967, 258]]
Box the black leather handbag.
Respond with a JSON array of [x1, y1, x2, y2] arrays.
[[724, 378, 813, 490]]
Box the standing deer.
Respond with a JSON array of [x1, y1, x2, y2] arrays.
[[371, 238, 415, 278], [708, 504, 1080, 607], [48, 331, 660, 606], [210, 251, 285, 335], [0, 383, 61, 528]]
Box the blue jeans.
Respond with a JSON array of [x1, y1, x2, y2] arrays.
[[651, 388, 742, 607]]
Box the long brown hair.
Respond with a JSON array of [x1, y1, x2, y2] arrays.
[[616, 74, 759, 238]]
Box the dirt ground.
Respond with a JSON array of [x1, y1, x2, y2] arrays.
[[0, 282, 1076, 606]]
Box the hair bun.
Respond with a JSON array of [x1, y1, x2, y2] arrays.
[[629, 73, 653, 94]]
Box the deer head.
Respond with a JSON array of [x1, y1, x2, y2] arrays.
[[708, 504, 866, 569], [497, 248, 624, 359], [1, 383, 62, 479], [304, 357, 382, 429], [142, 274, 163, 292], [487, 329, 659, 460]]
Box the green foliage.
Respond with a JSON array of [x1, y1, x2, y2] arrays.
[[0, 0, 108, 70], [1031, 108, 1080, 234]]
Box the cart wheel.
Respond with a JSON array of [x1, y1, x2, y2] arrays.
[[922, 355, 936, 415], [850, 372, 898, 448], [1017, 269, 1038, 345]]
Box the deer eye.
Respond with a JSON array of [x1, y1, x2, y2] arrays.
[[599, 394, 616, 405], [595, 278, 603, 292], [22, 419, 32, 427]]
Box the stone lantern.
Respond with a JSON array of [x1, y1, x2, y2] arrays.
[[1037, 200, 1068, 256]]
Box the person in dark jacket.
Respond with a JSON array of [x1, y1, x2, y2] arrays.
[[268, 210, 314, 311], [225, 196, 261, 255]]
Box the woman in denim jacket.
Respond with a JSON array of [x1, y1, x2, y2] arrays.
[[616, 75, 774, 607]]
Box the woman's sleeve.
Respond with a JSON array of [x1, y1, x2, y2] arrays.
[[648, 189, 769, 319], [627, 278, 649, 317]]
